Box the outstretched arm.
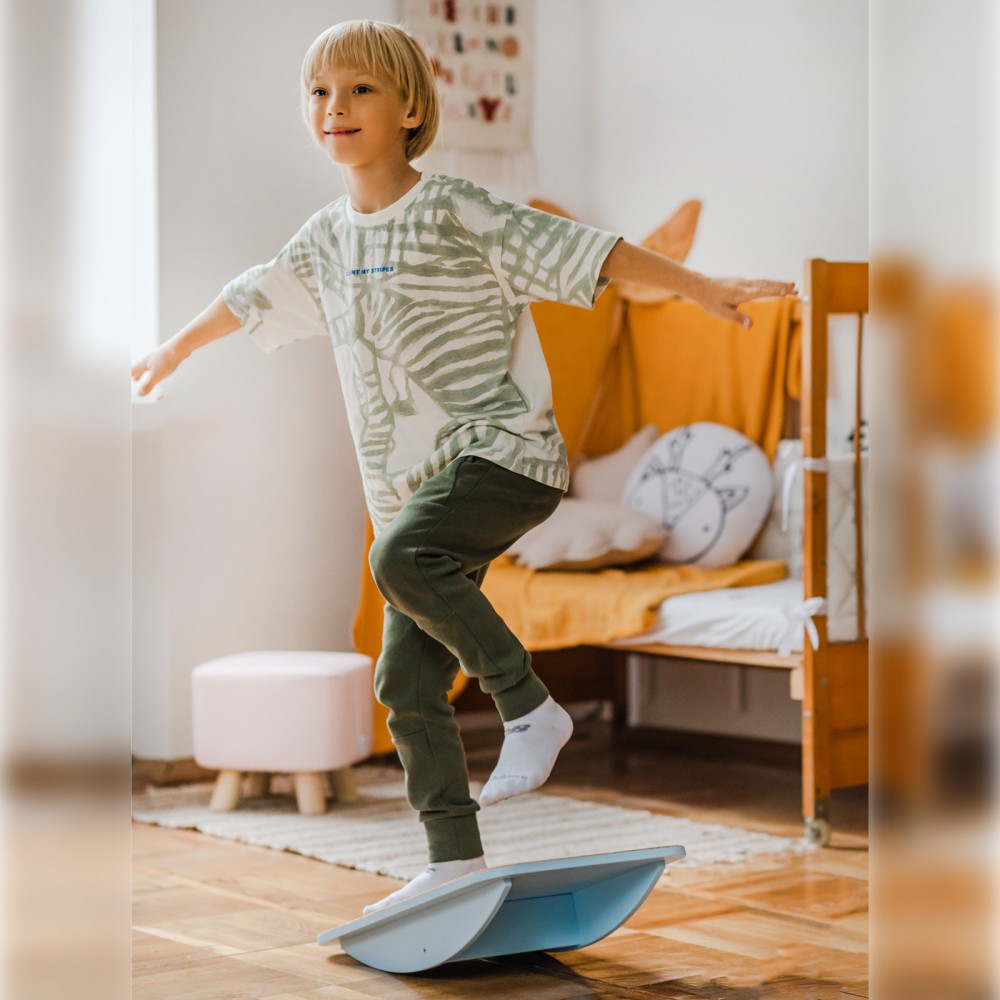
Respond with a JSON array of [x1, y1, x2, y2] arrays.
[[599, 239, 796, 329], [131, 293, 242, 396]]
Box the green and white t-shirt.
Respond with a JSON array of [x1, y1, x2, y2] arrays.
[[223, 173, 621, 535]]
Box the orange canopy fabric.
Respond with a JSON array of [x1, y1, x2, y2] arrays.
[[622, 295, 801, 462], [535, 289, 801, 465], [351, 516, 395, 754]]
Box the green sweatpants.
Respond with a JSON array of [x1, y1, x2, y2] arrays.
[[368, 455, 565, 862]]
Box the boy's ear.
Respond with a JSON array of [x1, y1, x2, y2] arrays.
[[403, 107, 423, 128]]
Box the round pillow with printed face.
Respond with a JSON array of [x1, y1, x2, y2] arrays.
[[621, 423, 774, 568]]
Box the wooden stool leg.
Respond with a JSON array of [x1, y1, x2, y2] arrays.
[[329, 767, 358, 803], [293, 772, 327, 815], [210, 770, 243, 811], [244, 772, 271, 798]]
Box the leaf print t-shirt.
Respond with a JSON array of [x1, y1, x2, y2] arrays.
[[222, 174, 622, 536]]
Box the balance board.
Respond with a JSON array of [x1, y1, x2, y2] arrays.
[[318, 845, 686, 973]]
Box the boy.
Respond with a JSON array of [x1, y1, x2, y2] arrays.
[[131, 19, 796, 915]]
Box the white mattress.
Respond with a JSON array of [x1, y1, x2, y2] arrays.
[[610, 579, 806, 654]]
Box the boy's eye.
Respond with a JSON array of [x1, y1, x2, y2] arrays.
[[310, 85, 371, 96]]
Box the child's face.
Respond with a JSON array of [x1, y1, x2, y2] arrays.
[[307, 64, 420, 168]]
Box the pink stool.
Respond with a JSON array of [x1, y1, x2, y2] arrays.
[[192, 650, 373, 815]]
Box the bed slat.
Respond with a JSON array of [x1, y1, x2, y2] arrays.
[[594, 643, 802, 670]]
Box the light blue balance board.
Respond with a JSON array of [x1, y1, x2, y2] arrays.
[[318, 845, 685, 974]]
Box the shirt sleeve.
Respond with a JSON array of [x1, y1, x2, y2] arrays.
[[499, 202, 622, 310], [221, 218, 327, 354]]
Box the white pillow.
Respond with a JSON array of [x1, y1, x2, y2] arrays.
[[505, 498, 668, 571], [569, 425, 660, 503], [621, 422, 774, 568], [747, 438, 804, 573]]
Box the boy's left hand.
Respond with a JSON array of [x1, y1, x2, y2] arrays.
[[698, 277, 798, 329]]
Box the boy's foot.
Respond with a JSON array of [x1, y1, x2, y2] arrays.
[[478, 696, 573, 807], [362, 856, 487, 916]]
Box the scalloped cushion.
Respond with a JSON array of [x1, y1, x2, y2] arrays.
[[569, 424, 660, 504], [505, 498, 668, 571]]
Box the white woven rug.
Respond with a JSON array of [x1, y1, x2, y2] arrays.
[[132, 765, 814, 880]]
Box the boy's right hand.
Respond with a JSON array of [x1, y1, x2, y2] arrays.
[[131, 343, 183, 397]]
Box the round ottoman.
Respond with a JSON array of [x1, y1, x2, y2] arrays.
[[192, 650, 373, 815]]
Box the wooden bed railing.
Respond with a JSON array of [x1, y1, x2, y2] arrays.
[[798, 258, 869, 842]]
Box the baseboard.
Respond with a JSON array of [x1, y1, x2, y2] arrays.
[[132, 756, 218, 786], [131, 726, 799, 788], [131, 754, 402, 788]]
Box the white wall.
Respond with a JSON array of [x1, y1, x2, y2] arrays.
[[589, 0, 867, 277], [133, 0, 388, 758], [133, 0, 867, 758]]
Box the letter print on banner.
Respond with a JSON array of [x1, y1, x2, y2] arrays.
[[401, 0, 534, 154]]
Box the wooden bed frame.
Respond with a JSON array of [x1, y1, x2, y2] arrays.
[[351, 250, 869, 846], [584, 259, 869, 845]]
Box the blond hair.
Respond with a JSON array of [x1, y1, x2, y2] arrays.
[[301, 20, 440, 162]]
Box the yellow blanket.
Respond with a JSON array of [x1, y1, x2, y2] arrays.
[[479, 555, 787, 651]]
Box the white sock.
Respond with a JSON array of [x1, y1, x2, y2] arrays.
[[362, 856, 487, 916], [478, 696, 573, 807]]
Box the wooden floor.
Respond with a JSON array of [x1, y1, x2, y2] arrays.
[[133, 717, 868, 999]]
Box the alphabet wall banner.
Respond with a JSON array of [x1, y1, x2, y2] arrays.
[[401, 0, 534, 154]]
